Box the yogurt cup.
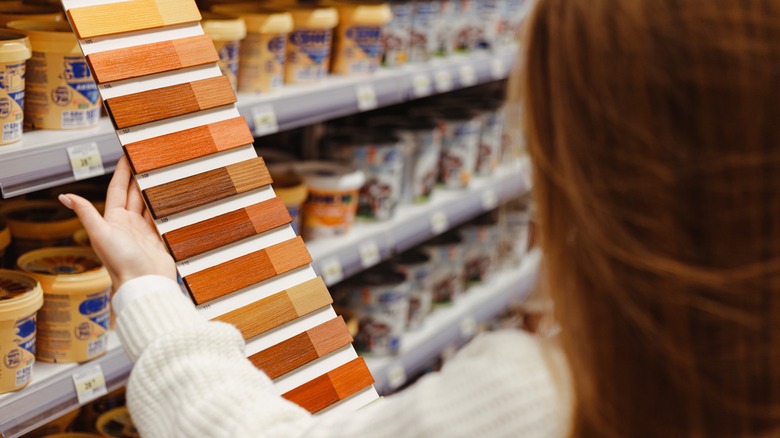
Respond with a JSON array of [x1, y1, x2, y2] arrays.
[[382, 0, 412, 67], [391, 250, 433, 330], [409, 0, 439, 62], [0, 30, 31, 145], [412, 107, 481, 188], [346, 268, 409, 356], [330, 2, 392, 75], [284, 6, 338, 83], [8, 21, 100, 130], [201, 12, 247, 91], [96, 407, 138, 438], [211, 5, 293, 93], [474, 99, 505, 176], [294, 161, 364, 240], [0, 270, 43, 394], [18, 247, 112, 363], [268, 163, 308, 235], [459, 212, 501, 284], [1, 200, 82, 262], [421, 232, 465, 305]]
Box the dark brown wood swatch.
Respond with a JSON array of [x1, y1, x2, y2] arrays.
[[163, 197, 291, 261], [87, 34, 218, 84], [214, 277, 333, 339], [184, 236, 312, 304], [142, 157, 271, 219], [105, 76, 235, 129], [124, 117, 254, 174], [282, 357, 375, 414], [249, 317, 353, 379]]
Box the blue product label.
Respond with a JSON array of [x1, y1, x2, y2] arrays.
[[346, 26, 384, 58], [288, 205, 302, 234], [290, 30, 332, 64], [64, 57, 99, 104], [220, 41, 241, 77], [268, 35, 287, 64], [15, 315, 36, 355], [79, 292, 111, 329]]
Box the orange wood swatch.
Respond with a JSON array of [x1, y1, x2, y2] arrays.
[[143, 157, 271, 219], [249, 317, 353, 379], [163, 197, 291, 261], [282, 357, 375, 414], [68, 0, 202, 39], [105, 76, 235, 129], [87, 34, 218, 84], [214, 277, 333, 339], [184, 236, 312, 304], [124, 117, 253, 173]]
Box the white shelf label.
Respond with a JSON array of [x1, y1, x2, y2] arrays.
[[481, 189, 498, 211], [356, 84, 378, 111], [430, 211, 449, 234], [72, 364, 108, 404], [320, 257, 344, 285], [387, 364, 407, 390], [460, 317, 477, 338], [491, 58, 507, 80], [359, 240, 381, 268], [459, 64, 477, 87], [66, 142, 104, 181], [434, 70, 454, 92], [412, 74, 432, 97], [252, 105, 279, 137]]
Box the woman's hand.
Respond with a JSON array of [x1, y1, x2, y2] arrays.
[[58, 156, 176, 291]]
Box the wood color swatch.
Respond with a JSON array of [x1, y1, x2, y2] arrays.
[[124, 117, 253, 173], [68, 0, 202, 39], [143, 157, 271, 219], [249, 317, 353, 379], [184, 236, 312, 304], [87, 34, 218, 84], [282, 357, 375, 414], [214, 277, 333, 339], [105, 76, 235, 129], [163, 197, 292, 261]]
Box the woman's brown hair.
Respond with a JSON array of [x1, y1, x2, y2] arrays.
[[523, 0, 780, 436]]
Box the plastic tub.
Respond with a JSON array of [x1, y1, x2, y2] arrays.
[[211, 5, 292, 93], [412, 107, 481, 188], [0, 220, 10, 267], [474, 99, 505, 176], [382, 0, 412, 67], [0, 30, 31, 144], [421, 232, 465, 305], [294, 161, 364, 240], [1, 200, 82, 261], [284, 6, 338, 83], [346, 268, 409, 356], [0, 270, 43, 394], [330, 2, 391, 75], [391, 250, 433, 330], [459, 212, 501, 284], [201, 12, 247, 91], [409, 0, 439, 62], [96, 407, 138, 438], [18, 247, 112, 363], [8, 21, 100, 130], [268, 164, 308, 235], [0, 2, 62, 27]]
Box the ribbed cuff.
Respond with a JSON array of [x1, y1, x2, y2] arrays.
[[114, 276, 206, 361]]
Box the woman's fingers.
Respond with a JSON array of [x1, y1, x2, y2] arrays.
[[126, 177, 145, 215], [104, 156, 132, 212], [58, 193, 107, 239]]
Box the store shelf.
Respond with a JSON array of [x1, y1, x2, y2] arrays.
[[0, 46, 517, 199], [307, 157, 532, 286], [364, 248, 541, 395]]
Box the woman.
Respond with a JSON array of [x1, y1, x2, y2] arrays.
[[60, 0, 780, 436]]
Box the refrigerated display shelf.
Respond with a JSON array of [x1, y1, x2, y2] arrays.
[[364, 249, 541, 395], [0, 46, 517, 199]]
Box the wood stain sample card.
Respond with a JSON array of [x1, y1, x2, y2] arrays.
[[61, 0, 378, 415]]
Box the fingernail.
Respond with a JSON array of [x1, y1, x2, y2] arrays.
[[58, 194, 74, 209]]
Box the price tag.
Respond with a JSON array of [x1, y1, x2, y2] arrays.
[[481, 189, 498, 211], [252, 105, 279, 137], [72, 364, 108, 404], [66, 142, 104, 181], [434, 70, 454, 92], [411, 74, 432, 97], [356, 84, 378, 111], [430, 211, 449, 234], [387, 364, 407, 390], [491, 58, 506, 80], [359, 240, 381, 268], [459, 64, 477, 87], [460, 317, 477, 338], [320, 257, 344, 285]]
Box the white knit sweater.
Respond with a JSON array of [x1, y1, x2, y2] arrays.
[[113, 276, 570, 438]]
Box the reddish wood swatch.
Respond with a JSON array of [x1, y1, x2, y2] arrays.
[[105, 76, 235, 128], [124, 117, 253, 173], [249, 317, 353, 379], [282, 357, 375, 414], [214, 277, 333, 339], [87, 35, 218, 84], [184, 236, 312, 304], [163, 197, 291, 261], [68, 0, 202, 39], [143, 157, 271, 219]]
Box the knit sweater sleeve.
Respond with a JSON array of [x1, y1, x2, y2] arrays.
[[114, 276, 568, 438]]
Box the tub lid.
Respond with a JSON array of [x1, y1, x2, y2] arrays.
[[212, 5, 293, 33], [96, 407, 139, 438], [6, 20, 80, 54], [293, 161, 365, 191], [17, 247, 110, 293], [0, 30, 31, 62], [329, 2, 392, 25], [287, 6, 339, 29], [268, 164, 308, 205], [1, 200, 82, 240], [0, 270, 43, 320], [201, 12, 247, 41]]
